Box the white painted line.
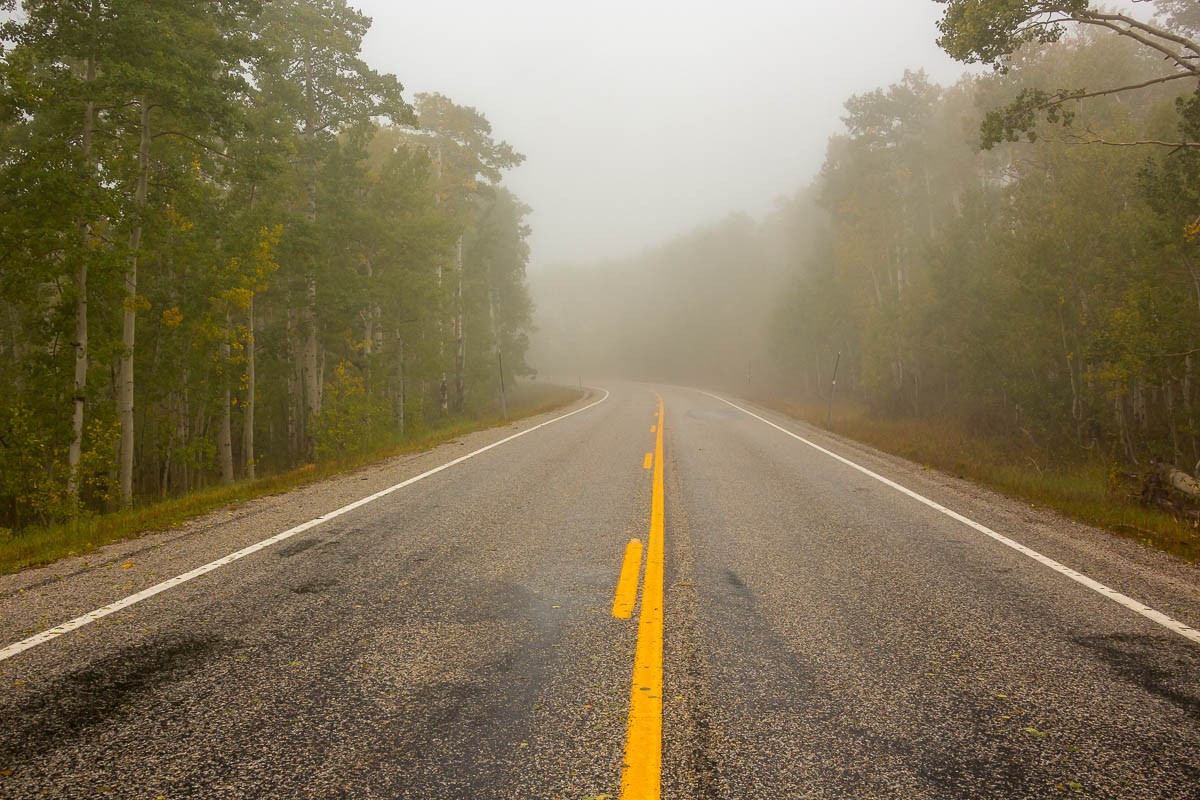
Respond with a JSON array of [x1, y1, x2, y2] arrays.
[[0, 389, 611, 663], [703, 391, 1200, 647]]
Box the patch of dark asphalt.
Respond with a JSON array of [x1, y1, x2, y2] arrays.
[[0, 634, 229, 767], [1074, 632, 1200, 722], [290, 577, 339, 594], [359, 584, 569, 796], [275, 536, 324, 558]]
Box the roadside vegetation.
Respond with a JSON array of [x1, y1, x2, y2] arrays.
[[0, 3, 537, 545], [0, 383, 579, 574], [763, 399, 1200, 563]]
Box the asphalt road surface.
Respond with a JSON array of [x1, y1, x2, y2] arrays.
[[3, 383, 1200, 799]]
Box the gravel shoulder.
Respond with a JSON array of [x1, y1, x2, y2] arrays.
[[0, 389, 601, 647], [731, 392, 1200, 634]]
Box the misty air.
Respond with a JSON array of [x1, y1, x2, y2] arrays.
[[2, 2, 1200, 798]]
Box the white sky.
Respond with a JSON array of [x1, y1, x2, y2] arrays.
[[353, 1, 986, 269]]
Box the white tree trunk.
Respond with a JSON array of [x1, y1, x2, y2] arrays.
[[68, 40, 97, 499], [303, 274, 321, 421], [453, 236, 465, 411], [243, 295, 256, 479], [217, 314, 234, 485], [118, 98, 151, 506], [489, 290, 506, 420]]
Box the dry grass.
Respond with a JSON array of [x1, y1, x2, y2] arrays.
[[760, 398, 1200, 563], [0, 384, 582, 574]]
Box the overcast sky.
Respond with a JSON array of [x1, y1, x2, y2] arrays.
[[353, 1, 981, 270]]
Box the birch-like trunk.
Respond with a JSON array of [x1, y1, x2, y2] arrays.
[[453, 236, 465, 412], [299, 53, 323, 454], [118, 98, 152, 506], [217, 313, 234, 485], [68, 30, 98, 499], [363, 258, 381, 365], [243, 295, 256, 479], [303, 274, 321, 422], [68, 252, 89, 497], [489, 289, 506, 420], [299, 160, 321, 439]]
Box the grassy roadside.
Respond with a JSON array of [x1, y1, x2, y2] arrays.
[[758, 398, 1200, 563], [0, 383, 583, 575]]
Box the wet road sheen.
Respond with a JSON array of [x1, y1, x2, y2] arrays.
[[2, 383, 1200, 799]]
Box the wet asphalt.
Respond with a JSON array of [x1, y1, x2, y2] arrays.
[[2, 383, 1200, 799]]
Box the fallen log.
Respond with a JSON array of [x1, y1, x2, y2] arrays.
[[1154, 460, 1200, 501]]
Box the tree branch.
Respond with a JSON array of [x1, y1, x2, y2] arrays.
[[1150, 348, 1200, 359], [1085, 10, 1200, 60], [151, 130, 238, 161], [1027, 71, 1198, 114], [1062, 128, 1200, 149], [1074, 16, 1199, 73]]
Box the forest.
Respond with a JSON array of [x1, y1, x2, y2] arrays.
[[535, 1, 1200, 485], [0, 1, 536, 531]]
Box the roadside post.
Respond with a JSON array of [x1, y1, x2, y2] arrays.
[[827, 351, 841, 429]]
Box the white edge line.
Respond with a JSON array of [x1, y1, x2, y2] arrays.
[[702, 391, 1200, 647], [0, 389, 611, 663]]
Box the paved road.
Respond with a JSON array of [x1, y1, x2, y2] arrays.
[[2, 383, 1200, 799]]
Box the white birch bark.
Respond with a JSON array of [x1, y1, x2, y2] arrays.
[[118, 98, 151, 505], [243, 295, 256, 479], [68, 22, 98, 499]]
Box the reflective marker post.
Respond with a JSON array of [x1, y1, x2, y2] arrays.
[[827, 351, 841, 429]]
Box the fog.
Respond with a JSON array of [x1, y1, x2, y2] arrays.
[[357, 0, 968, 269], [354, 0, 1169, 390]]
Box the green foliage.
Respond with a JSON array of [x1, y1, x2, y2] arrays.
[[762, 27, 1200, 477], [979, 87, 1081, 147], [0, 403, 71, 526], [77, 417, 120, 509], [936, 0, 1200, 148], [312, 362, 388, 462], [935, 0, 1085, 70], [0, 2, 535, 531]]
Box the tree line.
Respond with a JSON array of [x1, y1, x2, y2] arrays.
[[0, 1, 535, 529], [535, 0, 1200, 472], [776, 1, 1199, 466]]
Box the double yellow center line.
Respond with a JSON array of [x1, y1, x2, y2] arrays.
[[613, 394, 666, 800]]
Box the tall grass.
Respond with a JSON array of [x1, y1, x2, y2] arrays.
[[761, 399, 1200, 563], [0, 384, 581, 574]]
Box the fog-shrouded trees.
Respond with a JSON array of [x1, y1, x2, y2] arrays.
[[408, 92, 524, 413], [0, 1, 534, 530], [768, 12, 1200, 467], [531, 212, 792, 389], [935, 0, 1200, 148], [534, 6, 1200, 473]]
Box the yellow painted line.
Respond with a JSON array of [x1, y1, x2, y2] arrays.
[[621, 393, 665, 800], [612, 539, 645, 619], [643, 452, 653, 470]]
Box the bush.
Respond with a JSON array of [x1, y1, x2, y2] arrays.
[[312, 362, 389, 462]]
